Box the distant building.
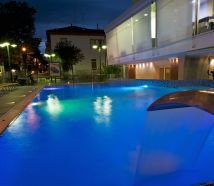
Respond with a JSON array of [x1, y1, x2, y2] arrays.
[[105, 0, 214, 80], [46, 25, 106, 79]]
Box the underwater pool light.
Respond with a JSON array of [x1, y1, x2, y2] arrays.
[[142, 85, 149, 88]]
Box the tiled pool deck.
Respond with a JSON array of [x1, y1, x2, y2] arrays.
[[0, 86, 43, 134]]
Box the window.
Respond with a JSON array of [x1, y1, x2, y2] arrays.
[[91, 59, 97, 70], [198, 0, 214, 33], [193, 0, 214, 34]]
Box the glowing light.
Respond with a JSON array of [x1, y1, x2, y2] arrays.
[[151, 2, 156, 39], [22, 47, 27, 52], [135, 19, 139, 22], [141, 85, 149, 88], [0, 42, 10, 47], [142, 63, 145, 68], [199, 90, 214, 94], [46, 94, 62, 116], [93, 96, 112, 125], [43, 87, 63, 90], [92, 45, 98, 49], [11, 44, 17, 48], [31, 102, 42, 106], [11, 69, 16, 73], [192, 0, 196, 3], [102, 45, 107, 50], [144, 13, 148, 17], [44, 53, 50, 57], [210, 59, 214, 67], [6, 102, 15, 105], [18, 94, 26, 97]]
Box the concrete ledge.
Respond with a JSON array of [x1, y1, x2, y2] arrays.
[[0, 86, 43, 134]]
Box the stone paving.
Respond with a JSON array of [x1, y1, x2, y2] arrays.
[[0, 85, 43, 134]]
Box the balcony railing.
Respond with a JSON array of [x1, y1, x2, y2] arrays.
[[198, 16, 214, 34]]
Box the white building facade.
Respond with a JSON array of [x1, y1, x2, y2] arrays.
[[105, 0, 214, 80], [46, 26, 106, 79]]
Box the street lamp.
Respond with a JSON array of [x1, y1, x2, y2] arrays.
[[44, 53, 56, 82], [92, 41, 107, 81], [0, 42, 17, 82], [21, 46, 27, 75], [44, 53, 55, 63], [22, 47, 27, 52]]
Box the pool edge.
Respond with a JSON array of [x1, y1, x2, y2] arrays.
[[0, 86, 43, 135]]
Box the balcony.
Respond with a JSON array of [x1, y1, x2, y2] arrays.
[[198, 16, 214, 34]]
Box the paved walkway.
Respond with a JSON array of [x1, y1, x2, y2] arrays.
[[0, 86, 43, 134]]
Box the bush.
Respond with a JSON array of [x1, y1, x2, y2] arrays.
[[104, 65, 122, 75]]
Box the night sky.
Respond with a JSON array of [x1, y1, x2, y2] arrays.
[[2, 0, 131, 52]]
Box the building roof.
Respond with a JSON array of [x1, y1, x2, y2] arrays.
[[46, 25, 105, 40]]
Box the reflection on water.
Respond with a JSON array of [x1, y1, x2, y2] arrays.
[[7, 104, 40, 134], [26, 104, 40, 129], [134, 107, 214, 185], [46, 94, 62, 116], [93, 96, 112, 125], [31, 102, 42, 106]]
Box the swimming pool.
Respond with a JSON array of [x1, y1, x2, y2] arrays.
[[0, 84, 213, 186]]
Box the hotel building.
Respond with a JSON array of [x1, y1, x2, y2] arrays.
[[105, 0, 214, 80]]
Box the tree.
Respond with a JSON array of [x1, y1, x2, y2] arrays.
[[0, 1, 42, 76], [104, 65, 122, 78], [0, 1, 36, 45], [54, 41, 84, 81]]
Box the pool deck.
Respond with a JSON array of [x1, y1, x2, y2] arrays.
[[0, 85, 43, 134]]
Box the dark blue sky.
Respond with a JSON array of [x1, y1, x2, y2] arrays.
[[33, 0, 131, 39], [2, 0, 131, 52]]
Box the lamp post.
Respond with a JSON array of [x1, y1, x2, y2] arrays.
[[44, 53, 56, 82], [0, 42, 17, 82], [21, 46, 28, 76], [92, 41, 107, 81], [44, 53, 55, 63]]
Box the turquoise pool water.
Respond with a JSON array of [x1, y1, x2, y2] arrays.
[[0, 84, 213, 186]]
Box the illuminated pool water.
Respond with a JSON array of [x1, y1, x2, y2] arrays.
[[0, 84, 213, 186]]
